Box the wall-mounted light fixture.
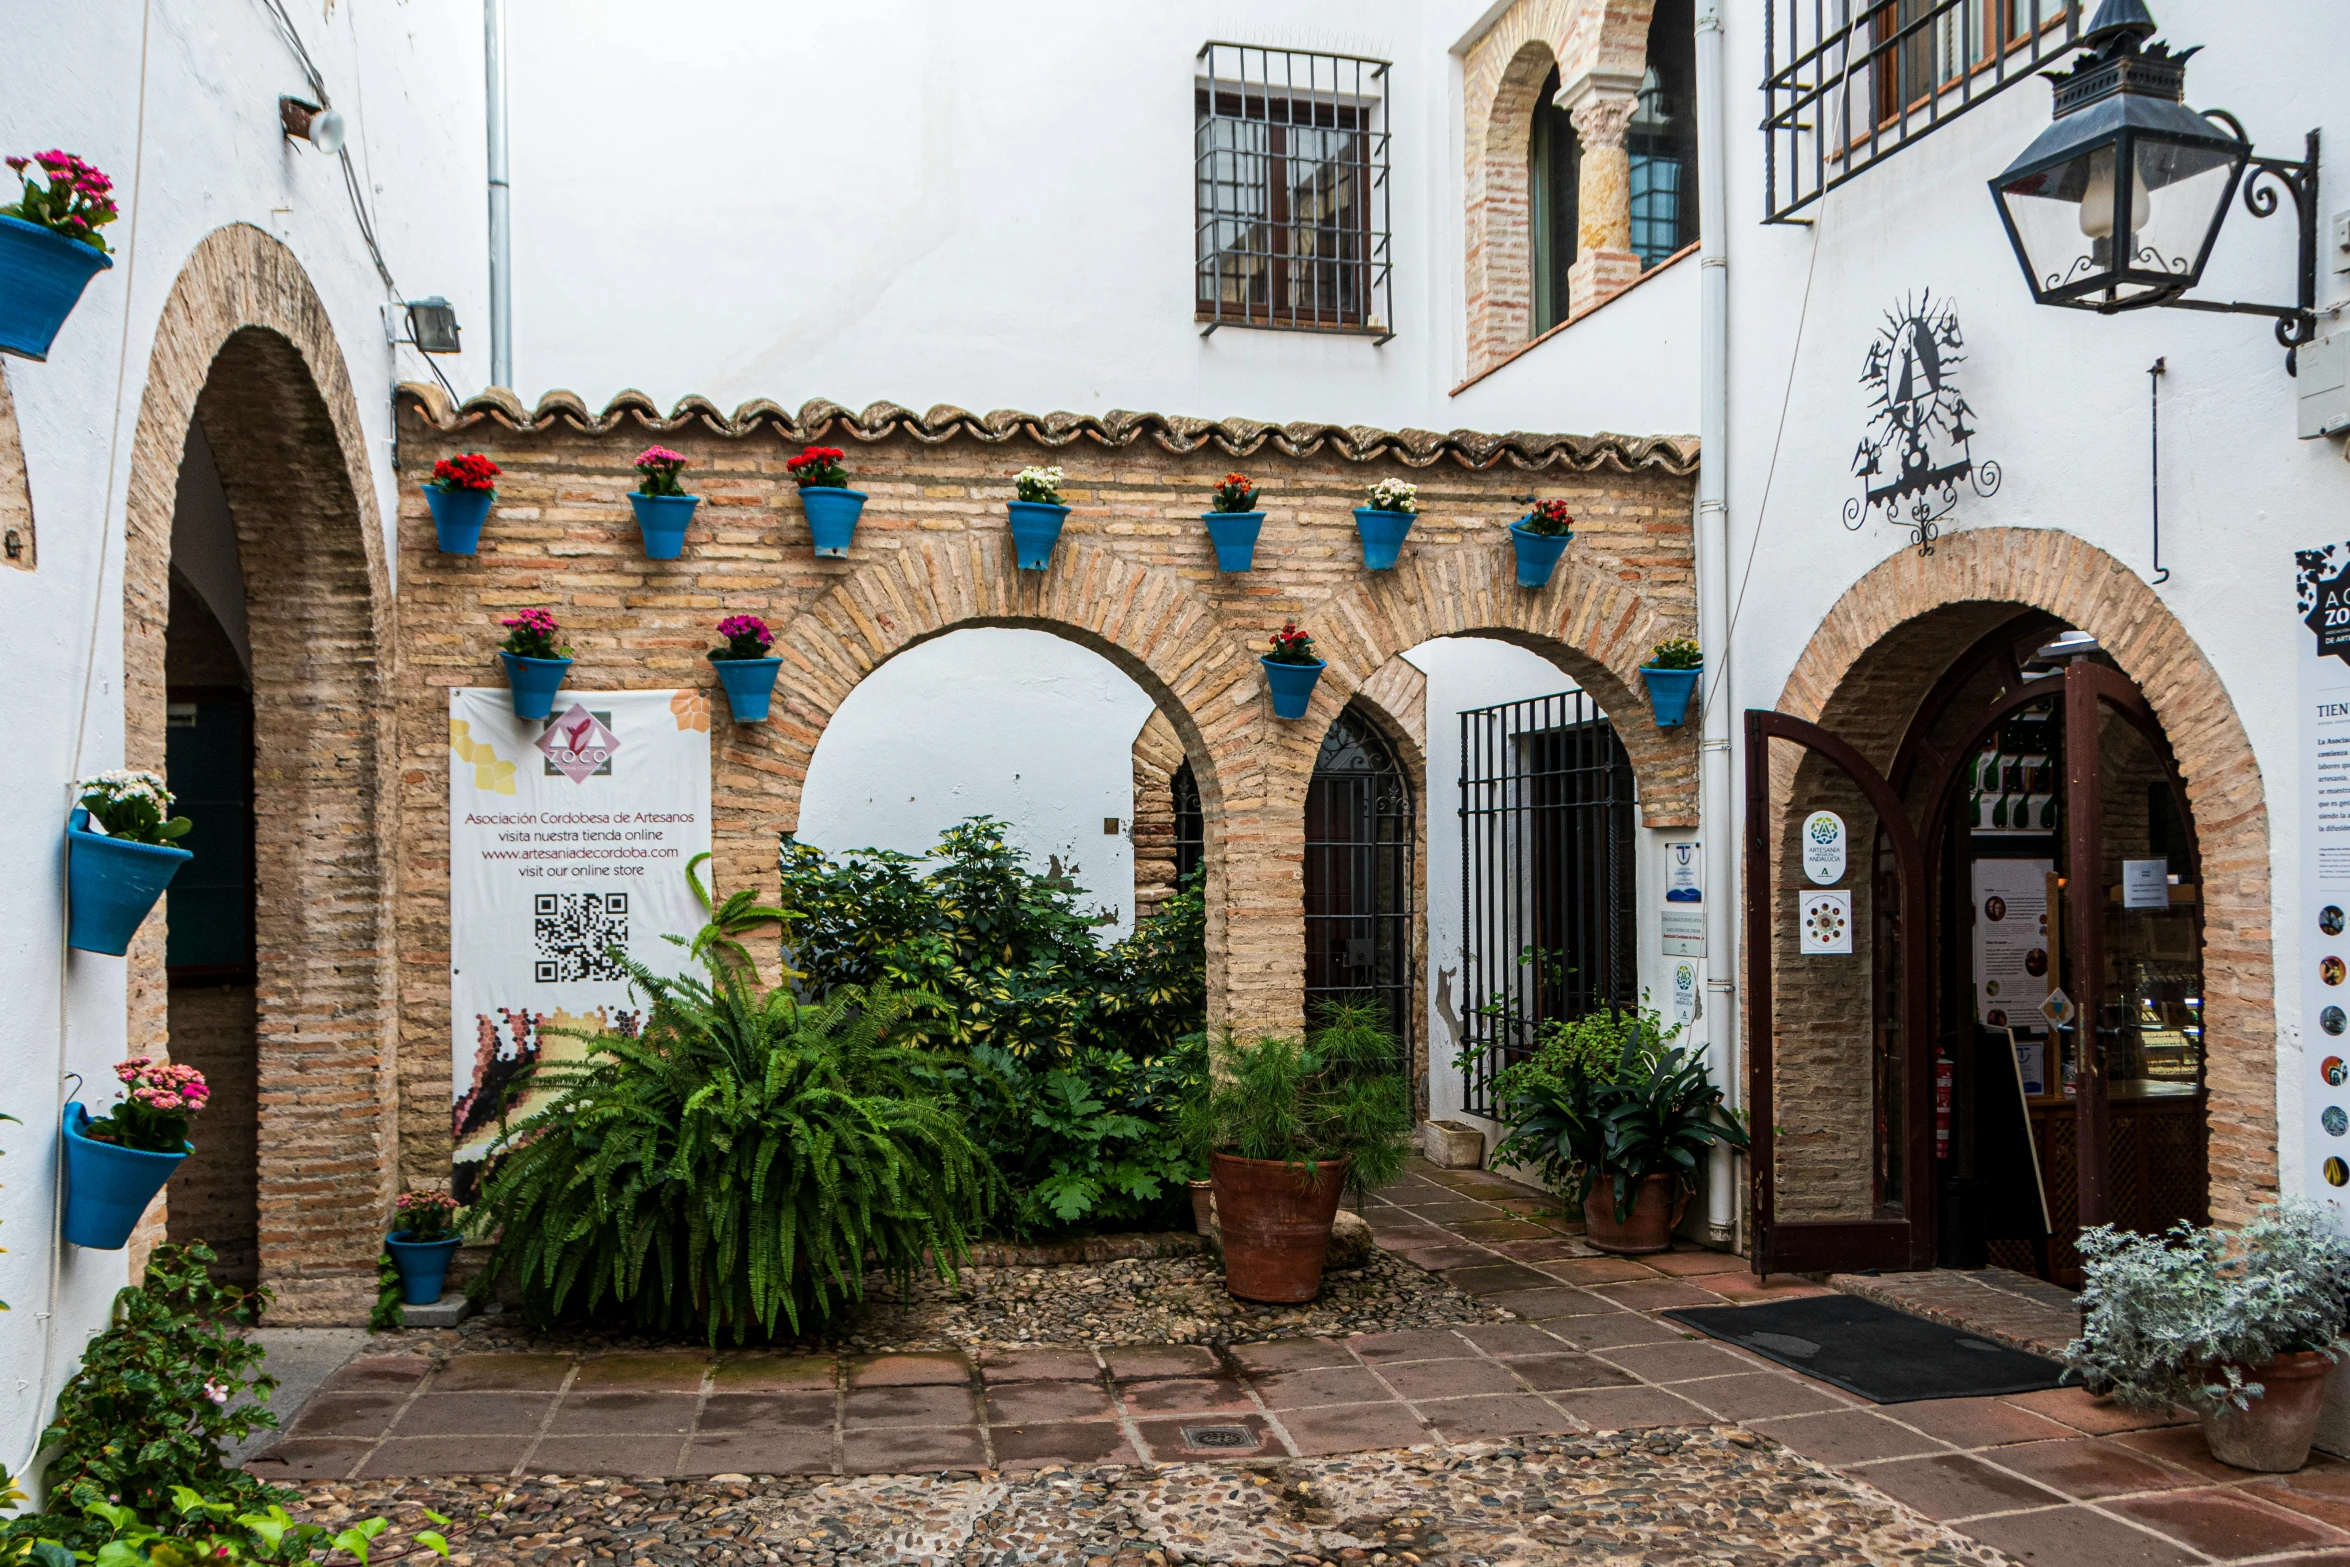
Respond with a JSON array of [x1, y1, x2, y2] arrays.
[[1987, 0, 2317, 369], [277, 95, 346, 156]]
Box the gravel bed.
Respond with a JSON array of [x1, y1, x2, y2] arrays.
[[288, 1428, 2007, 1566], [405, 1250, 1507, 1358]]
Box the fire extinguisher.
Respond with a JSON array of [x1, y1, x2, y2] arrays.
[[1935, 1053, 1955, 1160]]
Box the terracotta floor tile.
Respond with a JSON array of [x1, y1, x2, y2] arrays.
[[989, 1421, 1142, 1468], [392, 1393, 554, 1437], [1541, 1256, 1666, 1285], [1597, 1338, 1765, 1384], [1103, 1344, 1221, 1381], [1746, 1410, 1951, 1465], [697, 1391, 835, 1432], [1230, 1338, 1354, 1376], [358, 1436, 521, 1478], [241, 1438, 372, 1482], [320, 1356, 433, 1392], [1590, 1278, 1735, 1312], [289, 1392, 406, 1438], [1250, 1365, 1393, 1410], [1889, 1396, 2081, 1450], [1119, 1376, 1254, 1416], [429, 1354, 572, 1392], [1389, 1244, 1506, 1273], [528, 1434, 683, 1478], [1349, 1327, 1475, 1363], [1422, 1171, 1529, 1195], [984, 1380, 1116, 1424], [679, 1429, 834, 1476], [2002, 1385, 2192, 1435], [975, 1346, 1101, 1383], [1488, 1238, 1589, 1262], [1846, 1452, 2069, 1521], [1448, 1218, 1556, 1243], [1443, 1261, 1560, 1295], [1504, 1354, 1638, 1393], [2107, 1488, 2348, 1560], [709, 1354, 836, 1393], [2256, 1466, 2350, 1531], [1642, 1248, 1748, 1277], [545, 1392, 699, 1435], [2111, 1422, 2264, 1482], [1545, 1311, 1689, 1351], [572, 1353, 709, 1391], [1676, 1372, 1851, 1422], [1544, 1385, 1712, 1432], [1381, 1358, 1524, 1401], [1482, 1287, 1623, 1321], [1700, 1273, 1837, 1303], [1456, 1322, 1570, 1357], [1131, 1415, 1283, 1463], [842, 1384, 977, 1429], [1990, 1435, 2200, 1500], [1960, 1504, 2202, 1566], [1416, 1393, 1576, 1441], [839, 1425, 987, 1473], [847, 1352, 971, 1388], [1277, 1401, 1430, 1457]]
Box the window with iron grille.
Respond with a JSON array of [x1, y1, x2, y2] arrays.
[[1306, 711, 1413, 1057], [1172, 761, 1203, 888], [1764, 0, 2085, 223], [1196, 42, 1394, 340]]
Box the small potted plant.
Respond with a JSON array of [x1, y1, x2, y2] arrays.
[[2067, 1204, 2350, 1473], [1185, 1005, 1412, 1302], [66, 769, 193, 956], [1261, 621, 1325, 720], [1203, 472, 1264, 572], [1641, 636, 1702, 728], [62, 1056, 208, 1250], [497, 608, 573, 721], [1354, 477, 1418, 570], [1511, 499, 1575, 588], [385, 1190, 464, 1306], [1485, 1006, 1746, 1253], [708, 613, 783, 722], [629, 445, 698, 559], [424, 453, 500, 554], [0, 150, 116, 361], [788, 444, 865, 557], [1007, 465, 1068, 570]]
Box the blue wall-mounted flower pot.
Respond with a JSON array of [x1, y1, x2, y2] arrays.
[[629, 492, 699, 559], [499, 652, 573, 721], [385, 1232, 464, 1305], [67, 809, 192, 956], [1509, 520, 1571, 588], [1203, 511, 1264, 572], [1262, 656, 1327, 720], [0, 215, 112, 362], [425, 486, 495, 554], [1353, 507, 1413, 570], [800, 486, 867, 557], [1642, 664, 1701, 728], [1008, 500, 1070, 570], [711, 655, 784, 723], [62, 1102, 188, 1250]]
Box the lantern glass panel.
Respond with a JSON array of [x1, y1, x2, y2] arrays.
[[1999, 145, 2119, 300], [2123, 136, 2240, 285]]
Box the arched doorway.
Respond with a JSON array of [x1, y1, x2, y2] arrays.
[[1305, 709, 1414, 1052]]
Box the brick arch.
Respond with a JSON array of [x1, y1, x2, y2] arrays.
[[1465, 35, 1560, 373], [1775, 527, 2274, 1224], [122, 223, 394, 1320]]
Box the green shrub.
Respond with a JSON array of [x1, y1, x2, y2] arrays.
[[467, 859, 992, 1343], [1186, 1003, 1414, 1199], [956, 1039, 1205, 1236], [23, 1489, 448, 1566]]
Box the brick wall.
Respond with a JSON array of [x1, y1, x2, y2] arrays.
[[165, 984, 259, 1283], [1131, 710, 1186, 923]]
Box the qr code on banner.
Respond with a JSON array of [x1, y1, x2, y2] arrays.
[[533, 892, 628, 982]]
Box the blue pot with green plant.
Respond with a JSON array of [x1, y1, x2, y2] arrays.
[[628, 445, 699, 559], [386, 1190, 464, 1304], [66, 771, 194, 956], [1262, 621, 1325, 720], [709, 612, 783, 722], [1510, 500, 1574, 588], [1203, 471, 1264, 571], [62, 1055, 209, 1250], [1354, 478, 1419, 570], [0, 151, 118, 361], [424, 454, 500, 553], [1008, 464, 1069, 570], [789, 445, 866, 556], [1641, 637, 1702, 728], [497, 607, 573, 721]]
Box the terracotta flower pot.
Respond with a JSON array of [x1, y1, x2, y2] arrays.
[[1211, 1150, 1349, 1303], [2200, 1351, 2336, 1472], [1582, 1172, 1687, 1254]]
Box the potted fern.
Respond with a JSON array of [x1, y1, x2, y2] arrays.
[[1008, 465, 1068, 570], [1641, 636, 1702, 728], [0, 150, 116, 360], [629, 445, 698, 559], [1203, 471, 1264, 572], [424, 453, 499, 554], [1511, 499, 1574, 588], [2066, 1205, 2350, 1473], [708, 612, 783, 722], [497, 608, 572, 721], [1354, 478, 1417, 569], [789, 444, 865, 557], [63, 1057, 209, 1249], [66, 770, 193, 956], [1261, 621, 1325, 720], [1187, 1004, 1412, 1302]]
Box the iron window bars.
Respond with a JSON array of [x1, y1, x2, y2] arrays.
[[1764, 0, 2084, 223], [1457, 691, 1638, 1120], [1305, 712, 1415, 1059], [1196, 42, 1394, 341]]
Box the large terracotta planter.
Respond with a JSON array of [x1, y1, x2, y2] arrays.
[[1582, 1172, 1687, 1254], [1211, 1150, 1349, 1303], [2201, 1351, 2336, 1472]]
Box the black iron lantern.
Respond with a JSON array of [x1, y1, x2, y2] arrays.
[[1988, 0, 2317, 359]]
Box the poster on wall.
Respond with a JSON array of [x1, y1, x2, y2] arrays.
[[2296, 542, 2350, 1226], [1971, 858, 2053, 1034], [447, 688, 713, 1199]]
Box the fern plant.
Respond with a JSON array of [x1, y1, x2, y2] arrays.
[[468, 857, 992, 1343], [1186, 1003, 1413, 1199]]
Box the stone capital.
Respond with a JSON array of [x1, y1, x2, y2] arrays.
[[1567, 91, 1641, 151], [1555, 67, 1644, 112]]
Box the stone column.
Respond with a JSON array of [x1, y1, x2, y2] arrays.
[[1564, 81, 1645, 317]]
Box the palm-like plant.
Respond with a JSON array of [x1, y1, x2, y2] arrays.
[[1185, 1003, 1414, 1199], [469, 857, 992, 1343]]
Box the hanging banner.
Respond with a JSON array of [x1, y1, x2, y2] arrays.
[[2298, 541, 2350, 1226], [447, 688, 713, 1198]]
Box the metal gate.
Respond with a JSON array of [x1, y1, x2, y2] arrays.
[[1304, 712, 1414, 1052], [1457, 691, 1637, 1116]]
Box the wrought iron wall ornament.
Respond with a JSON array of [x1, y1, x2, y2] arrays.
[[1846, 291, 2001, 555]]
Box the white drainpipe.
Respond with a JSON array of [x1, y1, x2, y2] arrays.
[[1694, 0, 1738, 1249], [485, 0, 514, 390]]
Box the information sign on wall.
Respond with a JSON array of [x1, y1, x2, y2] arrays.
[[1971, 858, 2053, 1034], [1799, 889, 1852, 954], [1802, 811, 1847, 885], [2298, 541, 2350, 1224], [447, 688, 713, 1197]]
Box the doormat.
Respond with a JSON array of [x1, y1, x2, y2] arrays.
[[1663, 1294, 2069, 1404]]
